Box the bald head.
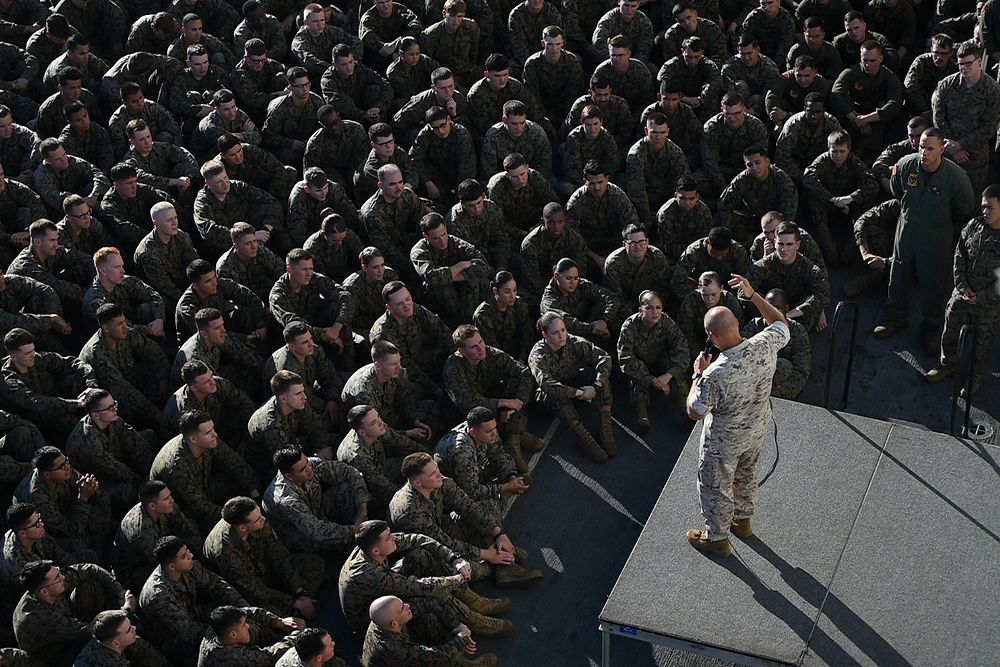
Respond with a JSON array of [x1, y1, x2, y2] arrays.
[[370, 595, 402, 628], [704, 306, 739, 337]]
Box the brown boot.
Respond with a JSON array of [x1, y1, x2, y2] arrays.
[[686, 529, 732, 557], [494, 562, 544, 588], [731, 518, 752, 539], [459, 653, 498, 667], [599, 407, 618, 457], [520, 432, 546, 452], [570, 424, 608, 462], [459, 587, 512, 616], [464, 608, 513, 638], [505, 438, 529, 473], [634, 401, 650, 435]]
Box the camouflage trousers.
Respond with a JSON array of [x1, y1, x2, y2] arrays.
[[388, 546, 470, 642], [771, 358, 806, 399], [423, 278, 490, 328], [718, 209, 762, 248], [940, 295, 1000, 383], [624, 359, 691, 410], [535, 366, 613, 424], [697, 437, 764, 541], [0, 422, 45, 485], [53, 490, 112, 561]]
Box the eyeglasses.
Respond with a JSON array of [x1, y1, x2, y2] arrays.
[[68, 210, 91, 219], [40, 569, 65, 589], [290, 81, 310, 89], [958, 57, 980, 68], [625, 239, 648, 247], [46, 457, 71, 472], [93, 400, 118, 414], [21, 517, 43, 530], [374, 139, 395, 147], [247, 56, 267, 63]]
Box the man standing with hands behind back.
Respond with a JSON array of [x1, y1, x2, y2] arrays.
[[685, 274, 789, 558]]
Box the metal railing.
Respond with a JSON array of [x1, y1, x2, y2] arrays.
[[824, 301, 860, 410], [949, 324, 978, 436]]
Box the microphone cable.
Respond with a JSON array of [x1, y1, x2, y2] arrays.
[[759, 398, 780, 488]]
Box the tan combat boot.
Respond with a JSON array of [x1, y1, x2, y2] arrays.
[[459, 587, 512, 616], [460, 653, 498, 667], [569, 423, 608, 462], [494, 562, 544, 588], [599, 406, 618, 456], [463, 608, 513, 638], [504, 436, 530, 473], [520, 431, 546, 452], [634, 400, 650, 435], [686, 529, 732, 557], [731, 518, 752, 539]]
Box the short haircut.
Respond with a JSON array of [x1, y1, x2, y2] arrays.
[[20, 560, 55, 594], [983, 184, 1000, 200], [286, 247, 312, 267], [608, 34, 631, 50], [537, 310, 563, 333], [271, 369, 304, 397], [195, 307, 224, 330], [332, 43, 353, 60], [676, 176, 698, 193], [622, 223, 645, 239], [110, 163, 137, 180], [580, 104, 603, 121], [217, 132, 241, 154], [721, 91, 744, 108], [221, 496, 257, 524], [681, 36, 704, 52], [371, 339, 399, 361], [368, 122, 392, 141], [282, 320, 311, 343], [210, 606, 247, 639], [179, 409, 211, 438], [211, 89, 235, 106], [737, 32, 757, 48], [126, 118, 149, 139], [956, 40, 982, 60], [29, 219, 58, 240], [742, 144, 767, 160], [294, 628, 331, 661], [860, 39, 882, 54], [274, 447, 305, 473], [707, 226, 732, 250], [452, 323, 479, 347], [347, 404, 375, 429], [180, 359, 212, 385], [907, 115, 931, 130], [503, 99, 527, 117], [40, 137, 63, 158], [186, 259, 215, 282], [583, 159, 607, 178], [78, 387, 111, 412], [503, 153, 527, 171], [200, 159, 226, 181], [355, 519, 389, 553], [828, 130, 851, 147], [776, 221, 801, 240], [304, 166, 328, 188], [381, 280, 407, 303], [802, 16, 824, 31], [425, 105, 449, 124], [3, 328, 34, 352], [63, 100, 87, 121], [844, 9, 865, 23], [230, 221, 256, 243], [62, 193, 86, 213], [153, 535, 187, 565], [6, 503, 36, 530], [93, 246, 120, 269], [542, 202, 565, 221], [139, 480, 168, 506], [698, 271, 722, 288], [91, 609, 129, 642], [58, 66, 83, 86], [96, 303, 124, 326], [401, 451, 433, 479], [431, 67, 453, 84], [457, 178, 486, 202], [466, 406, 494, 427], [419, 212, 445, 234], [360, 246, 383, 265], [793, 55, 816, 70], [803, 92, 826, 106], [484, 53, 508, 72]]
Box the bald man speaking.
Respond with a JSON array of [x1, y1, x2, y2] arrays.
[[685, 273, 790, 558]]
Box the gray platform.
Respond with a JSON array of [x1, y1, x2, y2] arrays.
[[599, 398, 1000, 667]]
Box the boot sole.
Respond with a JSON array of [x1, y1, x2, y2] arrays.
[[495, 571, 544, 589]]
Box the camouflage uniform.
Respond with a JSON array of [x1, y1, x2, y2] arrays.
[[564, 93, 635, 156], [81, 276, 164, 335], [203, 518, 323, 617], [166, 66, 229, 126], [603, 245, 669, 308], [932, 70, 1000, 196], [939, 217, 1000, 382], [741, 316, 811, 398], [410, 234, 491, 323], [216, 244, 285, 303], [749, 228, 826, 271], [655, 198, 714, 260], [472, 298, 537, 364], [32, 154, 110, 215], [656, 56, 723, 123], [193, 180, 285, 258], [441, 345, 534, 452], [0, 122, 40, 178], [287, 180, 361, 248], [189, 108, 261, 163], [518, 222, 589, 300], [265, 344, 343, 417], [8, 246, 89, 311], [565, 182, 638, 256], [360, 188, 428, 278], [222, 143, 297, 202], [369, 305, 452, 397], [78, 327, 168, 426], [64, 415, 155, 510], [13, 467, 111, 559], [409, 121, 477, 198], [277, 645, 347, 667], [677, 289, 744, 359], [853, 198, 899, 259], [341, 363, 429, 455], [560, 125, 619, 193], [355, 147, 419, 202], [359, 3, 424, 72], [247, 396, 334, 472], [337, 429, 401, 517], [528, 333, 613, 422], [465, 77, 546, 140], [170, 331, 265, 399], [339, 530, 464, 638], [389, 475, 498, 559], [35, 89, 101, 140], [268, 272, 356, 364], [662, 18, 728, 67], [362, 622, 467, 666], [303, 228, 365, 283], [291, 25, 363, 79], [386, 55, 442, 113], [107, 100, 183, 159], [803, 152, 880, 254], [175, 277, 270, 344], [624, 137, 690, 224], [161, 375, 256, 446], [669, 237, 752, 299], [617, 310, 690, 408], [717, 165, 799, 246], [112, 501, 204, 594], [507, 0, 562, 71], [522, 49, 585, 125], [721, 54, 781, 114], [592, 8, 654, 62], [0, 275, 66, 351], [229, 59, 289, 124], [0, 351, 95, 435], [904, 53, 956, 117], [0, 410, 44, 485], [99, 183, 175, 252], [261, 457, 370, 553], [342, 266, 400, 334], [0, 180, 44, 264], [773, 111, 843, 185], [689, 320, 791, 541], [56, 219, 112, 265], [263, 92, 323, 164], [197, 610, 296, 667], [138, 561, 247, 665], [392, 89, 471, 142], [747, 253, 831, 331], [831, 64, 903, 158], [639, 101, 703, 170], [871, 138, 915, 187], [445, 198, 513, 271], [831, 31, 896, 71], [149, 434, 258, 534], [480, 120, 552, 180], [121, 143, 200, 199], [419, 19, 480, 82], [320, 63, 393, 125], [593, 58, 656, 118], [741, 7, 796, 69], [57, 123, 113, 175], [133, 230, 201, 305], [764, 73, 834, 119], [700, 112, 768, 194], [486, 168, 559, 237], [233, 14, 288, 61], [165, 35, 236, 70], [434, 421, 517, 522]]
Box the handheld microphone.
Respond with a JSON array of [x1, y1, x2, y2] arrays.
[[693, 340, 716, 379]]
